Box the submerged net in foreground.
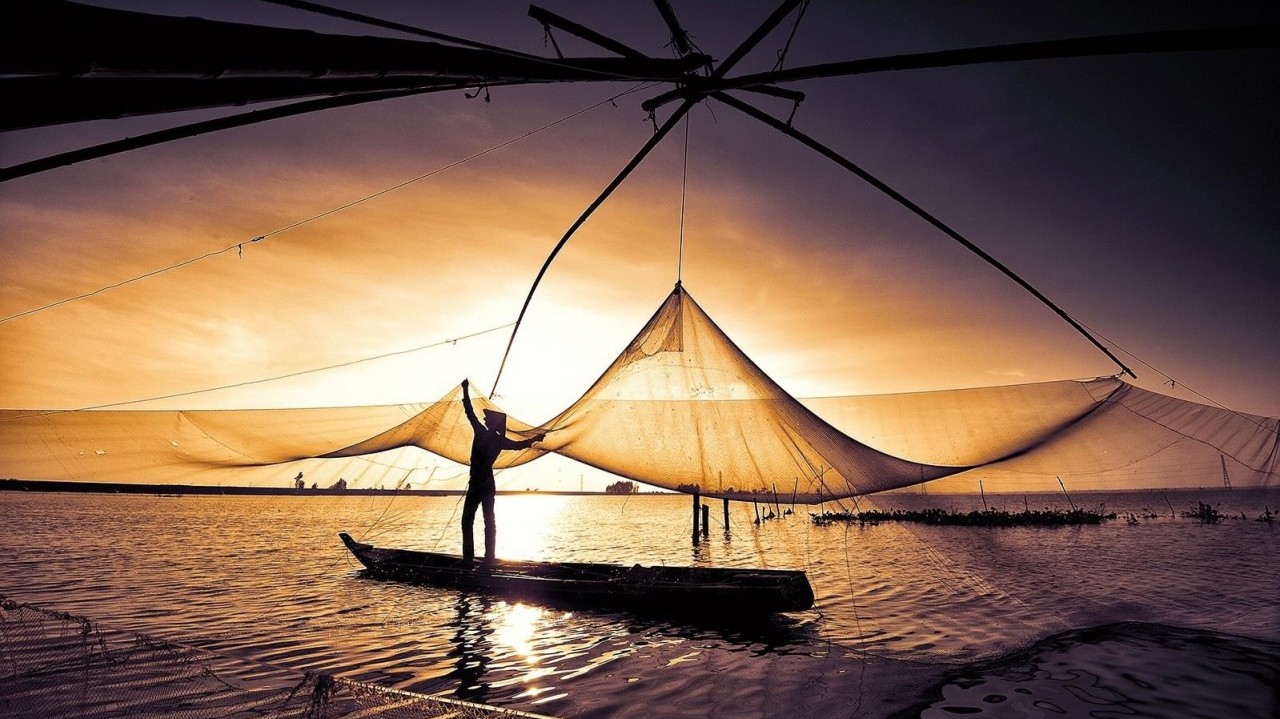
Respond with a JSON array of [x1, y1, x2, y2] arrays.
[[0, 598, 546, 719], [1, 285, 1276, 499]]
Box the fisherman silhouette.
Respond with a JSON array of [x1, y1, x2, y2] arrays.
[[460, 379, 545, 564]]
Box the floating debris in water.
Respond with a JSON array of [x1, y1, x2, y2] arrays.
[[1181, 501, 1225, 524], [811, 506, 1116, 527], [814, 501, 1279, 527]]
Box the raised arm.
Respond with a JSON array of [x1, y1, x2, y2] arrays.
[[460, 379, 483, 433]]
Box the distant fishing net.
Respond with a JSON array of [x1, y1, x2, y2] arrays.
[[0, 598, 536, 719], [1, 284, 1276, 498]]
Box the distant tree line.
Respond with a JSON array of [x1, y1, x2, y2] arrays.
[[292, 473, 345, 491], [605, 481, 637, 495]]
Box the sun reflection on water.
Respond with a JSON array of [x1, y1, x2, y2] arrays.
[[495, 603, 545, 663], [494, 493, 572, 561], [482, 600, 582, 703]]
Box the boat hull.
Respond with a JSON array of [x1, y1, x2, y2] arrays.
[[338, 532, 813, 615]]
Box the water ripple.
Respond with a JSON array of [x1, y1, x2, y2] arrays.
[[2, 489, 1277, 717]]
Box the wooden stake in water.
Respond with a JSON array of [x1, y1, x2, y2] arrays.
[[979, 479, 988, 511], [723, 497, 730, 536], [701, 504, 709, 537], [692, 490, 700, 541], [1057, 476, 1077, 511]]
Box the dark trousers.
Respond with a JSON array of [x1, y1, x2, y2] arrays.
[[461, 484, 496, 562]]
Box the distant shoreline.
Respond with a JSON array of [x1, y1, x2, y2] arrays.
[[0, 478, 1265, 498], [0, 478, 654, 498]]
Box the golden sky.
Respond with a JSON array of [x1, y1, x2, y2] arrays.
[[2, 1, 1278, 436]]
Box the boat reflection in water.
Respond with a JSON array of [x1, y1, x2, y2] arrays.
[[447, 593, 575, 706], [449, 593, 494, 703]]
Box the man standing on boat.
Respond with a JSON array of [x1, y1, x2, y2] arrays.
[[459, 379, 545, 565]]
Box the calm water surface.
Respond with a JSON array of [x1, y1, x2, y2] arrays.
[[2, 488, 1277, 717]]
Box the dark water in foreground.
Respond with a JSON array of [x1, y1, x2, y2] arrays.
[[2, 488, 1277, 718]]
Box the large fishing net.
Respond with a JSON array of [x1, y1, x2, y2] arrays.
[[1, 285, 1276, 498]]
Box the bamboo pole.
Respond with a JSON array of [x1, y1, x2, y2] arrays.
[[692, 489, 700, 541], [710, 90, 1137, 379], [1057, 476, 1077, 511]]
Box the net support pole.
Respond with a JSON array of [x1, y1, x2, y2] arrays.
[[490, 0, 804, 396], [692, 490, 701, 542], [1, 87, 442, 183], [1058, 476, 1077, 511], [490, 98, 696, 397], [710, 91, 1137, 380], [717, 24, 1280, 91], [701, 504, 709, 537], [723, 498, 730, 536]]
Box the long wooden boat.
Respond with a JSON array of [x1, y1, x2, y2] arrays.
[[339, 532, 814, 615]]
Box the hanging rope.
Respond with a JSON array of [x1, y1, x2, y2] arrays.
[[489, 98, 698, 397], [677, 113, 690, 284], [773, 0, 810, 71], [1, 85, 656, 326], [542, 23, 565, 58], [1075, 320, 1279, 437], [0, 321, 514, 421]]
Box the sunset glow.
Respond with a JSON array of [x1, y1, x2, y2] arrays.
[[1, 8, 1278, 718], [2, 2, 1277, 489]]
